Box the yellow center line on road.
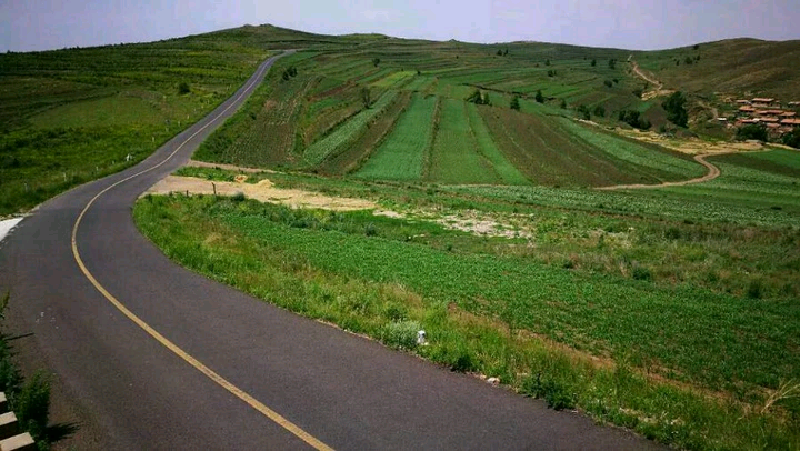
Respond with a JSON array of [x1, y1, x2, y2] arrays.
[[70, 53, 333, 451]]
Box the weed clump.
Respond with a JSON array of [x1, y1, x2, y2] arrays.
[[382, 320, 420, 350]]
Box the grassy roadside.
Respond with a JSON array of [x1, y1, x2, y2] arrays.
[[134, 193, 799, 450]]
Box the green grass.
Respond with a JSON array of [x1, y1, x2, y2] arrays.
[[0, 29, 278, 215], [135, 192, 800, 450], [354, 93, 438, 180]]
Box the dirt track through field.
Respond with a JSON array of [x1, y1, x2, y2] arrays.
[[597, 153, 721, 190], [629, 56, 673, 100]]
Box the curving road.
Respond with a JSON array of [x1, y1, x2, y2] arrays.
[[0, 53, 663, 450]]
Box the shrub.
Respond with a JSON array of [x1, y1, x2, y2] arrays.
[[178, 81, 190, 94], [603, 80, 613, 88], [372, 58, 381, 67], [535, 90, 544, 103], [632, 264, 652, 281], [737, 124, 768, 142], [382, 320, 420, 350], [522, 373, 576, 410], [231, 191, 246, 202], [783, 131, 800, 149], [747, 279, 763, 299], [560, 99, 567, 109], [15, 372, 50, 439], [662, 91, 689, 127], [510, 96, 520, 110], [590, 59, 597, 67]]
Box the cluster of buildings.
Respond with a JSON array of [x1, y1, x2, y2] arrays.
[[727, 98, 800, 139]]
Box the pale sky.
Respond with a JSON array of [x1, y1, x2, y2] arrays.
[[2, 0, 799, 52]]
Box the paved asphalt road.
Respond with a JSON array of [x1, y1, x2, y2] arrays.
[[0, 53, 664, 450]]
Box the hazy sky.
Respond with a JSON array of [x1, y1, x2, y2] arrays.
[[2, 0, 799, 52]]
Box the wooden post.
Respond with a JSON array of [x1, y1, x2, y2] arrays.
[[212, 183, 217, 196]]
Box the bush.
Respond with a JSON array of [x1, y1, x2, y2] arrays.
[[737, 124, 768, 142], [603, 80, 613, 88], [618, 109, 650, 130], [178, 81, 190, 94], [662, 91, 688, 128], [590, 59, 597, 67], [783, 131, 800, 149], [382, 320, 420, 350], [510, 96, 520, 110], [632, 265, 652, 281], [535, 90, 544, 103], [15, 372, 50, 439], [522, 373, 576, 410], [747, 279, 763, 299]]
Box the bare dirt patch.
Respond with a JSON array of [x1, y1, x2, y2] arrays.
[[144, 176, 378, 211], [185, 159, 274, 173]]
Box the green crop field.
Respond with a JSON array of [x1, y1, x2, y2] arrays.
[[136, 153, 800, 448], [429, 98, 498, 183], [354, 93, 438, 180]]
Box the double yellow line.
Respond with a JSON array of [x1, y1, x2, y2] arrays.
[[70, 54, 332, 451]]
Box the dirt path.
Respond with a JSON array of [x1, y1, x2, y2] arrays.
[[597, 153, 722, 190], [629, 56, 673, 100], [185, 159, 274, 173]]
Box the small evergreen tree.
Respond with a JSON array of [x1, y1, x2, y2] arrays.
[[535, 90, 544, 103]]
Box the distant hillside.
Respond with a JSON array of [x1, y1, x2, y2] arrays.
[[634, 38, 800, 101]]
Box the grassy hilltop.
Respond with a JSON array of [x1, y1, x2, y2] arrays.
[[4, 25, 800, 450]]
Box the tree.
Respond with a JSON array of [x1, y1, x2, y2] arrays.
[[281, 70, 290, 81], [662, 91, 689, 127], [535, 89, 544, 103], [372, 58, 381, 67], [632, 88, 643, 98], [503, 48, 509, 56], [510, 96, 520, 110], [619, 109, 650, 130], [608, 59, 616, 69], [783, 130, 800, 148], [545, 59, 551, 66], [178, 81, 191, 94], [466, 89, 482, 104], [482, 91, 491, 106], [577, 105, 591, 120], [590, 59, 597, 67], [560, 99, 567, 109], [737, 124, 768, 141], [593, 105, 605, 117], [603, 80, 613, 88], [360, 87, 372, 109], [497, 49, 503, 56]]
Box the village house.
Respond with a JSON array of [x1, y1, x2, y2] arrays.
[[751, 98, 779, 108], [729, 97, 800, 138]]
